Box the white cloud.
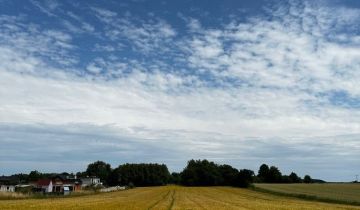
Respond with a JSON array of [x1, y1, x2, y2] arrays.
[[65, 11, 95, 33], [91, 8, 177, 54], [0, 15, 77, 67], [1, 0, 360, 180], [29, 0, 60, 17]]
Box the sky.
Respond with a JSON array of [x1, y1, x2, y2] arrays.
[[0, 0, 360, 181]]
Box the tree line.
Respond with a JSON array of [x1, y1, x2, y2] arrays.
[[6, 160, 320, 187]]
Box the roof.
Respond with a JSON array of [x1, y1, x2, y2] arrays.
[[37, 179, 51, 186]]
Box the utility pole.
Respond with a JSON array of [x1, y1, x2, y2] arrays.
[[356, 175, 359, 182]]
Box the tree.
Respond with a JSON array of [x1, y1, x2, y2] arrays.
[[303, 175, 312, 183], [169, 172, 181, 185], [116, 163, 170, 186], [179, 159, 256, 187], [180, 159, 222, 186], [281, 175, 291, 183], [86, 161, 112, 185], [76, 171, 87, 178], [107, 168, 121, 186], [257, 164, 269, 182], [28, 170, 43, 182], [268, 166, 282, 183], [289, 172, 301, 183], [236, 169, 254, 187], [218, 164, 238, 186]]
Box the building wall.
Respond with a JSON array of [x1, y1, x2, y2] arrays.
[[0, 185, 15, 192], [74, 184, 81, 191], [47, 181, 53, 193], [81, 178, 101, 186]]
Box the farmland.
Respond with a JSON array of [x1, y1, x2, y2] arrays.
[[255, 183, 360, 205], [1, 185, 360, 210]]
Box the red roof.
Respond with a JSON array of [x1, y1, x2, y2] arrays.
[[37, 179, 51, 186]]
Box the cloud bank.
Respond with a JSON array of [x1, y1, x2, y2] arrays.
[[0, 0, 360, 181]]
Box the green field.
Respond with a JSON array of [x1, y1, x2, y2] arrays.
[[1, 185, 360, 210], [255, 183, 360, 205]]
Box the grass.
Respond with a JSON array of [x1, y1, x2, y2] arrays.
[[254, 183, 360, 206], [0, 190, 98, 200], [0, 192, 30, 200], [1, 185, 360, 209]]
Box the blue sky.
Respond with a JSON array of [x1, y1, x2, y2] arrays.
[[1, 0, 360, 181]]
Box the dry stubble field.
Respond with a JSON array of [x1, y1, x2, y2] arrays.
[[1, 185, 360, 210]]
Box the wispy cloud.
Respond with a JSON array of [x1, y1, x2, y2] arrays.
[[91, 7, 177, 54], [29, 0, 60, 17], [0, 0, 360, 180]]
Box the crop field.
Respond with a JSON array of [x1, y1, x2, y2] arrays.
[[1, 186, 360, 210], [255, 183, 360, 205]]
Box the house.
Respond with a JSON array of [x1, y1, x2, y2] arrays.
[[0, 185, 15, 192], [81, 176, 102, 187], [52, 175, 82, 192], [35, 179, 53, 193], [0, 176, 19, 192], [35, 174, 82, 194]]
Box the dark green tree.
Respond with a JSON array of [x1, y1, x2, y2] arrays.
[[236, 169, 254, 187], [268, 166, 282, 183], [107, 168, 121, 186], [257, 164, 270, 182], [180, 159, 222, 186], [218, 164, 238, 186], [289, 172, 301, 183], [115, 163, 170, 186], [169, 172, 181, 184], [86, 161, 112, 185], [303, 175, 312, 183], [28, 170, 43, 182]]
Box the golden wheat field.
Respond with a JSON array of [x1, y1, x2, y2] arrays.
[[0, 185, 360, 210]]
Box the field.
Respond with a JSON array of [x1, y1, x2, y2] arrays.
[[255, 183, 360, 205], [1, 185, 360, 210]]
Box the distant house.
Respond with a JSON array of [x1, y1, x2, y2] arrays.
[[35, 179, 53, 193], [0, 185, 15, 192], [35, 174, 82, 194], [81, 176, 102, 187], [0, 176, 19, 192]]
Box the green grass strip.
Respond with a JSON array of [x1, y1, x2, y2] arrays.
[[251, 186, 360, 206]]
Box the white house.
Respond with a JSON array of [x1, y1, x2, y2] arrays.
[[36, 179, 53, 193], [81, 177, 101, 187], [0, 176, 18, 192], [0, 185, 15, 192]]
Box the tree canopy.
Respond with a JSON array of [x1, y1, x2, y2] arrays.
[[180, 159, 253, 187], [86, 161, 112, 185]]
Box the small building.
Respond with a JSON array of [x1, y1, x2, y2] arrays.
[[36, 179, 53, 193], [35, 174, 82, 194], [0, 185, 15, 192], [81, 176, 102, 187], [0, 176, 19, 192]]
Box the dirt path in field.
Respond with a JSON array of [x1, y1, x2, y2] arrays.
[[147, 190, 171, 210]]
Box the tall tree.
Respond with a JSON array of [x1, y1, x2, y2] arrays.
[[28, 170, 43, 182], [289, 172, 301, 183], [115, 163, 170, 186], [218, 164, 238, 186], [257, 164, 270, 182], [303, 175, 312, 183], [86, 161, 112, 185], [236, 169, 254, 187], [268, 166, 282, 183], [181, 159, 222, 186]]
